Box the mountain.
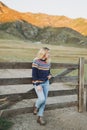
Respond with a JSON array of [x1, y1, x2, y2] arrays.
[[0, 2, 87, 36], [0, 20, 87, 47], [0, 2, 87, 47]]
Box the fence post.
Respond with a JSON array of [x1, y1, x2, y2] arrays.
[[78, 57, 84, 112], [85, 60, 87, 111]]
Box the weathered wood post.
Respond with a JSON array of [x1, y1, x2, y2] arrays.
[[85, 60, 87, 111], [86, 84, 87, 111], [78, 57, 84, 112]]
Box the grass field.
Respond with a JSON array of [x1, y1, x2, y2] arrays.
[[0, 39, 87, 62]]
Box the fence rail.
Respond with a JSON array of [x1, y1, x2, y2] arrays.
[[0, 62, 78, 69]]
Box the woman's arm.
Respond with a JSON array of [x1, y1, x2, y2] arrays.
[[32, 67, 38, 81]]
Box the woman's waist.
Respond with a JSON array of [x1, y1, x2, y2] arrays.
[[32, 80, 44, 83], [32, 78, 48, 84]]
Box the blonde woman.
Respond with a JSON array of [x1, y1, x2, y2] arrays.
[[32, 47, 52, 125]]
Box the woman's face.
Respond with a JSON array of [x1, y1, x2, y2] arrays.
[[45, 50, 50, 59]]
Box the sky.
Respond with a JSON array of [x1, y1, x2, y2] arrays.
[[1, 0, 87, 19]]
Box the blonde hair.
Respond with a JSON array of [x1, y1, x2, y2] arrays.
[[35, 47, 51, 63]]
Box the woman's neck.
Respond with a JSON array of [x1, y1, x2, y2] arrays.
[[40, 58, 46, 61]]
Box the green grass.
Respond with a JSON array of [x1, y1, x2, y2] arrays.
[[0, 117, 13, 130]]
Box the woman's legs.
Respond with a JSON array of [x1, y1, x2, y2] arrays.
[[34, 80, 49, 117], [38, 80, 49, 116]]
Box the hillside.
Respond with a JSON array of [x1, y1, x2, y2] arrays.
[[0, 2, 87, 36], [35, 26, 87, 46], [0, 20, 39, 40], [0, 20, 87, 47]]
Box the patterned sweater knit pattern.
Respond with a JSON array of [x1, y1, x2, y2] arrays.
[[32, 59, 51, 86]]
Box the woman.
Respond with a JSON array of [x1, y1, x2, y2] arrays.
[[32, 47, 52, 125]]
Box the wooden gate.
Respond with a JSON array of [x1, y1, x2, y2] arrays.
[[0, 58, 84, 117]]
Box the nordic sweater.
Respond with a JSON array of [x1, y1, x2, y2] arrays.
[[32, 59, 51, 86]]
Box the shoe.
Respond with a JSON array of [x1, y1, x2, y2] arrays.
[[37, 116, 46, 125], [33, 103, 38, 115]]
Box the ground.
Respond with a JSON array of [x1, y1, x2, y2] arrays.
[[9, 107, 87, 130]]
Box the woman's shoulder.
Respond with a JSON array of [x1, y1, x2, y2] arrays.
[[32, 58, 40, 64]]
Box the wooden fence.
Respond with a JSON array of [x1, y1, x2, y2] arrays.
[[0, 58, 85, 117]]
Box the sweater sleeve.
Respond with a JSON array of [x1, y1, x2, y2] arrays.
[[32, 67, 38, 81], [32, 60, 38, 80]]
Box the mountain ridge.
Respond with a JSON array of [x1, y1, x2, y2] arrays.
[[0, 2, 87, 36]]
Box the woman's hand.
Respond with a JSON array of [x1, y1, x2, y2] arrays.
[[47, 75, 52, 79]]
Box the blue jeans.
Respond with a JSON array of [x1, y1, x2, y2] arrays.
[[34, 80, 49, 117]]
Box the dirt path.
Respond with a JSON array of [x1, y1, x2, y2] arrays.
[[9, 107, 87, 130]]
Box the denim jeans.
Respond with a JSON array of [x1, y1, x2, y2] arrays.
[[34, 80, 49, 117]]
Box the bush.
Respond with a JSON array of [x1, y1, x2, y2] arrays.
[[0, 117, 13, 130]]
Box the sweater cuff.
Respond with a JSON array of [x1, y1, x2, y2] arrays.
[[33, 82, 40, 86]]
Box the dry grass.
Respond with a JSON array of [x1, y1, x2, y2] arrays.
[[0, 39, 87, 62]]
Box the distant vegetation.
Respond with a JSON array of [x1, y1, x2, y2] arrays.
[[0, 21, 87, 47]]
